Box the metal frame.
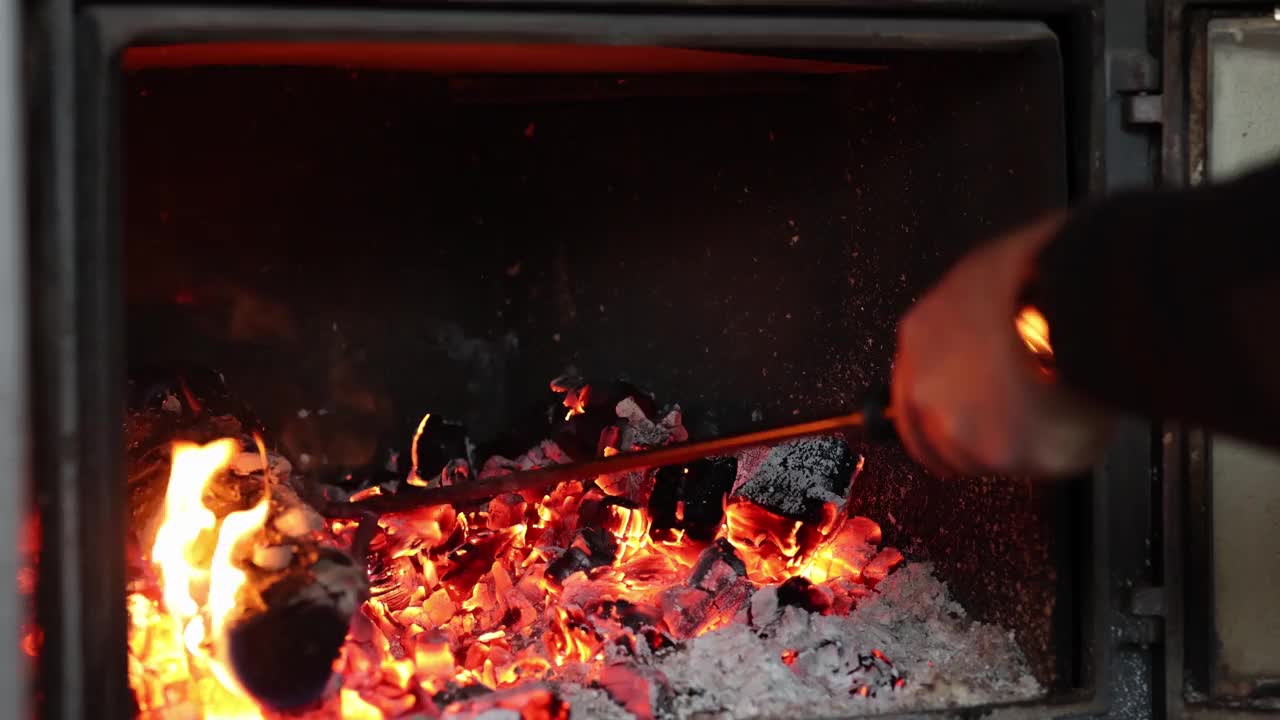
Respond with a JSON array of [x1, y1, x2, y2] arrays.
[[1, 0, 30, 718], [1160, 3, 1280, 716], [23, 1, 1166, 718]]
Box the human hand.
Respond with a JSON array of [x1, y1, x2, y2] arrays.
[[891, 214, 1115, 477]]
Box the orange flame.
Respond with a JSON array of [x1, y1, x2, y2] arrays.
[[1015, 305, 1053, 364], [131, 419, 903, 718], [152, 439, 237, 619], [341, 689, 386, 720], [206, 494, 269, 694], [407, 412, 432, 487], [136, 439, 273, 718], [563, 385, 590, 421]]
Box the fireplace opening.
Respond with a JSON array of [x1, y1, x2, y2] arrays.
[[104, 36, 1079, 719]]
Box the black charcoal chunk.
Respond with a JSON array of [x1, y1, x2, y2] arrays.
[[227, 601, 348, 711], [546, 548, 594, 585], [576, 487, 610, 530], [732, 436, 856, 520], [688, 539, 746, 593], [127, 366, 262, 429], [553, 379, 657, 460], [545, 528, 616, 586], [432, 682, 494, 707], [412, 415, 471, 480], [648, 457, 737, 542], [775, 576, 831, 614], [487, 492, 528, 530], [591, 598, 663, 632], [573, 526, 619, 566]]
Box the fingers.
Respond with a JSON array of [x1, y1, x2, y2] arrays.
[[891, 342, 982, 478], [891, 352, 944, 476]]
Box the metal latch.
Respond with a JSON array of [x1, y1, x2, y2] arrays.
[[1109, 50, 1163, 126]]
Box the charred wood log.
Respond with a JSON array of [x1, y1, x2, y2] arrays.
[[227, 550, 365, 710], [126, 407, 369, 713], [216, 480, 368, 712], [545, 527, 618, 585]]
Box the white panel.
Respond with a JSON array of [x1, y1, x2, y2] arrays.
[[0, 0, 28, 716], [1207, 17, 1280, 683]]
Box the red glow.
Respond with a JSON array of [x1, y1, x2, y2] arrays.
[[349, 486, 385, 502], [20, 626, 42, 658], [562, 385, 590, 422], [121, 43, 883, 75], [123, 419, 903, 717]]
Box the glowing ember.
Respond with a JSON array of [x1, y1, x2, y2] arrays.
[[407, 412, 432, 487], [1015, 305, 1053, 364], [125, 384, 911, 719], [562, 384, 591, 421]]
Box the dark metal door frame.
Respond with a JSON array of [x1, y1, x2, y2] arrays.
[[26, 1, 1168, 718]]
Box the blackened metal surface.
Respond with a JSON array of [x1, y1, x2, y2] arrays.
[[31, 0, 132, 718], [123, 50, 1065, 449]]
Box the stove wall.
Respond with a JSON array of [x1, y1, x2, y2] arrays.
[[122, 43, 1076, 689]]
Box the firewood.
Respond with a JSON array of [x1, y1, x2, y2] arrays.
[[126, 405, 369, 713]]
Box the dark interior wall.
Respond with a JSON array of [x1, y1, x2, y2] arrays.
[[122, 46, 1071, 685]]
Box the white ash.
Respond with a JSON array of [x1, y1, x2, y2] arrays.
[[615, 398, 689, 449], [230, 450, 293, 480], [732, 437, 854, 518], [445, 562, 1040, 720], [479, 440, 571, 480], [595, 401, 689, 503], [650, 563, 1042, 719]]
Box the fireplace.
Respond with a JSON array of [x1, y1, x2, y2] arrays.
[[19, 3, 1185, 720]]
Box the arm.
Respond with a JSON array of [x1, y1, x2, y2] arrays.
[[891, 160, 1280, 477], [1036, 160, 1280, 448]]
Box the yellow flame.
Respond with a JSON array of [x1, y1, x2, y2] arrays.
[[341, 689, 385, 720], [207, 493, 270, 695], [407, 412, 431, 487], [152, 439, 238, 619], [1015, 305, 1053, 361], [145, 438, 273, 716]]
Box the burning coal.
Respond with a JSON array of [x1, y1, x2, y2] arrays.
[[104, 372, 1036, 719]]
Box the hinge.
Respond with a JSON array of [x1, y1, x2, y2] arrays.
[[1109, 50, 1163, 127], [1118, 585, 1166, 646]]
